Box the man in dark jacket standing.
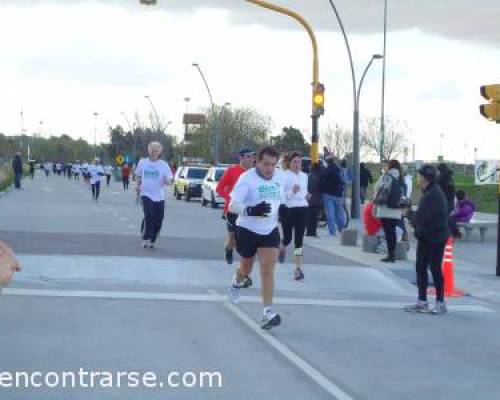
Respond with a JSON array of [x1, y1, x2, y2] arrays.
[[12, 152, 23, 189], [319, 155, 345, 236], [405, 164, 450, 315], [359, 162, 373, 204], [306, 163, 324, 237]]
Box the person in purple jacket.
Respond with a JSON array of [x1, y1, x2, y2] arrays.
[[449, 190, 475, 239]]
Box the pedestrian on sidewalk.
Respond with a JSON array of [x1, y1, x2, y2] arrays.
[[0, 241, 21, 290], [405, 164, 450, 315], [11, 152, 23, 189], [373, 159, 407, 263], [135, 142, 174, 249], [278, 151, 309, 281], [228, 146, 285, 330], [319, 155, 345, 236], [449, 190, 475, 239], [437, 163, 456, 214], [28, 160, 35, 180], [360, 162, 373, 205], [306, 162, 324, 238]]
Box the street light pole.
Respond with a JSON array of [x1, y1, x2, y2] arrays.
[[327, 0, 382, 219], [192, 63, 219, 164], [380, 0, 388, 164], [144, 95, 162, 132]]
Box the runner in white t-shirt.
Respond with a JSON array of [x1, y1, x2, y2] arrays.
[[72, 162, 81, 181], [278, 152, 310, 281], [87, 158, 105, 201], [103, 164, 114, 187], [134, 141, 173, 249], [228, 146, 286, 330]]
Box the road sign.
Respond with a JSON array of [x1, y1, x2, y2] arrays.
[[115, 154, 124, 165]]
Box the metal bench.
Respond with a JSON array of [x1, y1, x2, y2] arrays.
[[456, 220, 497, 242]]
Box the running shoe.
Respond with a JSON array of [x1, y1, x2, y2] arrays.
[[241, 276, 253, 288], [228, 277, 241, 304], [431, 301, 448, 315], [294, 268, 305, 281], [224, 248, 234, 265], [142, 240, 150, 249], [278, 247, 286, 264], [149, 242, 155, 249], [404, 301, 431, 313], [261, 313, 281, 330]]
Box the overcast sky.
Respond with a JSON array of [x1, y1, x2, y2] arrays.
[[2, 0, 499, 162]]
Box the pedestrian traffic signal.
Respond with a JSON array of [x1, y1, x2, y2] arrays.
[[312, 83, 325, 117], [480, 84, 500, 123]]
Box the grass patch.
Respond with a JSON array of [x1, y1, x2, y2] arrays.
[[0, 167, 14, 192]]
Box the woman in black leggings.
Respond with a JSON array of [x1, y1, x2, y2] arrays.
[[278, 152, 310, 281]]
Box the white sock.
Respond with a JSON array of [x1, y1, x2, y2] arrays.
[[263, 306, 273, 317]]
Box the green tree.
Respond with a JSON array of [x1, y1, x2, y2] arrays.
[[270, 126, 310, 155]]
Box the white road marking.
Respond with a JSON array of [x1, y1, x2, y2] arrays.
[[208, 289, 354, 400], [3, 288, 494, 313]]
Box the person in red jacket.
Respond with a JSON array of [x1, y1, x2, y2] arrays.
[[216, 148, 254, 272], [122, 163, 131, 190]]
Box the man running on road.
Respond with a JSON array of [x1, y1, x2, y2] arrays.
[[87, 158, 105, 202], [216, 148, 255, 287], [135, 142, 173, 249], [228, 146, 285, 330]]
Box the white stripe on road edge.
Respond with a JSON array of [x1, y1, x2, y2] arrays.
[[213, 292, 354, 400], [2, 288, 494, 313]]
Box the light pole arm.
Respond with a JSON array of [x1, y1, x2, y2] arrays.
[[194, 65, 214, 110], [356, 58, 375, 111], [327, 0, 356, 106], [246, 0, 319, 84]]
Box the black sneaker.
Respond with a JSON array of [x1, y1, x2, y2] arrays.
[[381, 255, 395, 263], [224, 248, 234, 265], [261, 313, 281, 330], [241, 276, 253, 288], [294, 268, 305, 281]]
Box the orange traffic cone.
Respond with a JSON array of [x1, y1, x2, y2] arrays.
[[429, 237, 465, 298]]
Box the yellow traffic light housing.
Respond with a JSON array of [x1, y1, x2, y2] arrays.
[[480, 84, 500, 123], [312, 83, 325, 117]]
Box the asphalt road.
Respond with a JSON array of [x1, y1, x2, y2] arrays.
[[1, 172, 500, 400]]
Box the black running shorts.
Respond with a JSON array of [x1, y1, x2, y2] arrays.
[[235, 226, 280, 259], [226, 212, 238, 233]]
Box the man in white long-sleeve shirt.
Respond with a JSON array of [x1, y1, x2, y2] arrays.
[[228, 146, 286, 330]]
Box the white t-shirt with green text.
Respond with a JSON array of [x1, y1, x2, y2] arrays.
[[230, 168, 286, 235], [135, 158, 173, 202]]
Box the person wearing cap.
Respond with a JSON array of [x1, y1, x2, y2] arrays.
[[405, 164, 450, 315], [216, 148, 254, 288], [87, 158, 105, 201]]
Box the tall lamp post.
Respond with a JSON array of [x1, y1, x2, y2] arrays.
[[121, 112, 137, 164], [144, 95, 162, 132], [192, 62, 220, 164], [380, 0, 388, 164], [327, 0, 382, 219]]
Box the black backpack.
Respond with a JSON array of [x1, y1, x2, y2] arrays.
[[387, 176, 408, 209]]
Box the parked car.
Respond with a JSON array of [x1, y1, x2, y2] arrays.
[[201, 166, 227, 208], [173, 166, 209, 201]]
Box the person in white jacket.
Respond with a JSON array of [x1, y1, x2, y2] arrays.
[[278, 152, 310, 281]]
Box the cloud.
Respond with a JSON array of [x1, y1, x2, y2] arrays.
[[3, 0, 500, 44]]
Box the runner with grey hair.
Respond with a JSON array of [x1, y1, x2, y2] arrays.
[[135, 142, 174, 249]]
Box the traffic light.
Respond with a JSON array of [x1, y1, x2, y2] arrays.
[[312, 83, 325, 117], [480, 84, 500, 123], [139, 0, 157, 5]]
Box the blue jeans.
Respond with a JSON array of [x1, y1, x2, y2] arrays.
[[323, 194, 345, 236], [14, 172, 22, 189]]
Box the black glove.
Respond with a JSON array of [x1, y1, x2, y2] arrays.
[[246, 201, 272, 217]]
